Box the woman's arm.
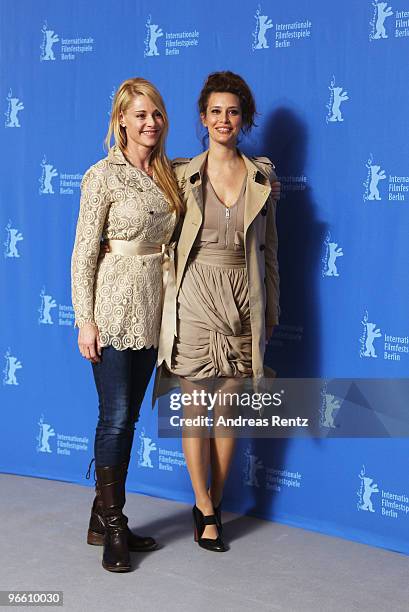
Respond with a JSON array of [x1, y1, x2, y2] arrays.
[[71, 165, 110, 361]]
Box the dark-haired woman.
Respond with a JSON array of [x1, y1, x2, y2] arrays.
[[158, 71, 280, 551]]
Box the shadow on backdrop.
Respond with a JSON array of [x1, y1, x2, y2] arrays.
[[224, 108, 327, 525]]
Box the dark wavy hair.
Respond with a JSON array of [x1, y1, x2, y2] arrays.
[[198, 71, 257, 134]]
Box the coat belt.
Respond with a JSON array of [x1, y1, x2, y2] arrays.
[[158, 241, 177, 367]]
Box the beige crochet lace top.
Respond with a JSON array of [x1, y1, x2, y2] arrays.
[[71, 145, 177, 350]]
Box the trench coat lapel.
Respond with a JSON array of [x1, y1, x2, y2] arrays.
[[184, 151, 208, 219], [241, 153, 272, 236], [174, 151, 208, 293], [180, 150, 272, 251]]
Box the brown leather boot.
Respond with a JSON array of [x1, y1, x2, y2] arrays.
[[95, 463, 131, 572], [87, 484, 157, 552], [87, 462, 157, 552]]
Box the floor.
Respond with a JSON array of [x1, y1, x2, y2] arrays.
[[1, 474, 408, 612]]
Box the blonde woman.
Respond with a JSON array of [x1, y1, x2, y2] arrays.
[[71, 78, 182, 572]]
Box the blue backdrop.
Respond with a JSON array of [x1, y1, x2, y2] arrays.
[[1, 0, 409, 554]]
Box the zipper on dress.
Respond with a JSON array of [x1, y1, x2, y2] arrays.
[[225, 207, 230, 248]]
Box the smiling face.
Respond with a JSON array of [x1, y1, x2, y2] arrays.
[[201, 92, 243, 147], [120, 94, 165, 150]]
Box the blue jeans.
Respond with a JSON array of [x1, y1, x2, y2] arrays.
[[91, 346, 157, 467]]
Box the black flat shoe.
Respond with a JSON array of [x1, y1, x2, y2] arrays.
[[192, 505, 227, 552]]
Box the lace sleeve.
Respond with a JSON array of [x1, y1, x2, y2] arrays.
[[71, 165, 110, 328]]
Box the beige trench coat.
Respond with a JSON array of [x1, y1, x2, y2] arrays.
[[158, 150, 280, 379]]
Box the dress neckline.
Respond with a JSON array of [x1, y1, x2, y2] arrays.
[[123, 152, 156, 184], [206, 173, 247, 209]]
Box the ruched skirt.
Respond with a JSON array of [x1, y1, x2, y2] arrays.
[[171, 248, 252, 379]]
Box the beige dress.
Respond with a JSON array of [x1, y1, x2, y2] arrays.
[[171, 173, 252, 379]]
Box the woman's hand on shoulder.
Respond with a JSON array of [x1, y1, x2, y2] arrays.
[[265, 325, 275, 344], [98, 239, 111, 259], [270, 180, 281, 202], [78, 322, 102, 363]]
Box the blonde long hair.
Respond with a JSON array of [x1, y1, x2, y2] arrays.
[[105, 78, 183, 215]]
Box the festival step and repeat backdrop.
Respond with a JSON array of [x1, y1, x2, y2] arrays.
[[1, 0, 409, 554]]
